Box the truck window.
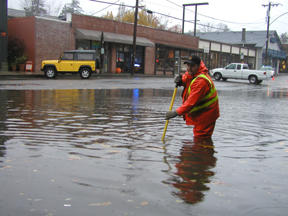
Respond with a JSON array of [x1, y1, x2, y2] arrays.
[[78, 53, 94, 61], [243, 65, 249, 69], [237, 64, 241, 70], [62, 53, 74, 60], [226, 64, 236, 69]]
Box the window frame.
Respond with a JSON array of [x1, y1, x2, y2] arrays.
[[76, 53, 95, 61], [62, 52, 75, 60]]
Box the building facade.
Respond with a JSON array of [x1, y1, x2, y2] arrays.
[[8, 13, 257, 75], [198, 30, 286, 73], [8, 14, 200, 74]]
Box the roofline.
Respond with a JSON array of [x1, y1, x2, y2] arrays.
[[35, 16, 70, 24], [65, 50, 97, 53], [72, 13, 196, 39], [199, 38, 258, 50]]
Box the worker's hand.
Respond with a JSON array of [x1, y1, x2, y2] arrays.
[[174, 75, 183, 87], [165, 111, 179, 120]]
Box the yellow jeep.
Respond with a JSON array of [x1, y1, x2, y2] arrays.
[[41, 50, 98, 79]]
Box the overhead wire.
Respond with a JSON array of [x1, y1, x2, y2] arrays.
[[91, 0, 121, 15], [165, 0, 264, 25], [88, 0, 237, 31]]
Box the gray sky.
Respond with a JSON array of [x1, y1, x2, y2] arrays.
[[8, 0, 288, 34]]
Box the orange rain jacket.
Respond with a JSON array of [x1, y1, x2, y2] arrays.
[[176, 61, 220, 126]]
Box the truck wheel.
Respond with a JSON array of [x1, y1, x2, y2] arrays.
[[214, 72, 222, 81], [249, 75, 258, 84], [45, 66, 56, 78], [222, 78, 228, 81], [79, 67, 91, 79]]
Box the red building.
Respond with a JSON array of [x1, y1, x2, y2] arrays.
[[8, 14, 199, 75]]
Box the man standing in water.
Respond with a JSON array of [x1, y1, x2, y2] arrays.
[[165, 56, 220, 138]]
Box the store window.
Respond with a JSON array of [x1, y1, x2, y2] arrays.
[[76, 39, 91, 50], [116, 45, 144, 73], [156, 45, 175, 75]]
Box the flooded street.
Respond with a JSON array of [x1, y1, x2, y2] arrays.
[[0, 77, 288, 216]]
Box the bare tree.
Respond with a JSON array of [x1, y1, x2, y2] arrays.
[[200, 22, 215, 32], [280, 33, 288, 44], [200, 22, 230, 32]]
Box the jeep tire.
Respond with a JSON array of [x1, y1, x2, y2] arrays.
[[44, 66, 56, 79], [79, 67, 91, 79]]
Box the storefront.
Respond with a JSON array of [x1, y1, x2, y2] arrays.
[[8, 14, 199, 73], [116, 45, 144, 74], [198, 39, 257, 70], [75, 28, 153, 74]]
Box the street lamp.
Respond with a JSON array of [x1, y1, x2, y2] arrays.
[[182, 2, 208, 35]]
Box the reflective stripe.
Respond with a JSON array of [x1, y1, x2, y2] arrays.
[[186, 74, 218, 113], [188, 74, 212, 95], [190, 95, 218, 113]]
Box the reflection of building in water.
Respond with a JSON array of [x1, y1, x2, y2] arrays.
[[0, 91, 8, 161], [171, 139, 217, 204]]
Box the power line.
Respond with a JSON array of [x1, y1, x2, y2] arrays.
[[90, 0, 226, 31], [270, 11, 288, 25], [143, 9, 226, 31], [89, 0, 144, 9], [91, 0, 120, 15], [165, 0, 264, 25]]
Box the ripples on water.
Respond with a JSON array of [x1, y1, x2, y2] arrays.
[[0, 85, 288, 216]]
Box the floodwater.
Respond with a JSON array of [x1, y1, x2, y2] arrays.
[[0, 78, 288, 216]]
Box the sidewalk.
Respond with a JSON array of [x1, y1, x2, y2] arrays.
[[0, 71, 173, 80]]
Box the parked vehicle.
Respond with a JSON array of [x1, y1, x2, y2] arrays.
[[259, 65, 275, 77], [41, 50, 99, 79], [210, 63, 269, 84]]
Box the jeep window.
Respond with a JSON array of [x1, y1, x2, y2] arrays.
[[77, 53, 94, 61], [237, 64, 241, 70], [62, 53, 74, 60]]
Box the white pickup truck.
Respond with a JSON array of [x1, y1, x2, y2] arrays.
[[210, 63, 269, 84]]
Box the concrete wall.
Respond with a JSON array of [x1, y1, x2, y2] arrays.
[[34, 17, 73, 72], [256, 48, 263, 69], [8, 17, 36, 70]]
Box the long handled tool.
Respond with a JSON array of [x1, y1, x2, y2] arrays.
[[161, 87, 178, 142]]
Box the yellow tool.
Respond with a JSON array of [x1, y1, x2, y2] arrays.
[[161, 87, 178, 142]]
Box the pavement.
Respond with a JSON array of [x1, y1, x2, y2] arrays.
[[0, 70, 174, 80]]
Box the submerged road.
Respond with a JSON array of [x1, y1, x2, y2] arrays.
[[0, 76, 288, 216]]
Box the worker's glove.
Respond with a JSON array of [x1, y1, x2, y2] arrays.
[[165, 111, 179, 120], [174, 75, 183, 87]]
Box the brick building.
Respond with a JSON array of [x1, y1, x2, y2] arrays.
[[8, 14, 199, 74], [8, 13, 258, 74]]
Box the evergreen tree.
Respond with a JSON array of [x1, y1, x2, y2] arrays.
[[60, 0, 83, 17], [24, 0, 47, 16]]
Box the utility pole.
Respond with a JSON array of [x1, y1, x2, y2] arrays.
[[182, 2, 208, 36], [131, 0, 139, 76], [182, 6, 186, 34], [262, 2, 279, 65], [0, 0, 8, 71]]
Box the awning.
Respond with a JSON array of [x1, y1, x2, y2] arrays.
[[76, 28, 154, 47], [262, 49, 286, 60]]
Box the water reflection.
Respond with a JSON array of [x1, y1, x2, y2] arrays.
[[169, 138, 216, 204], [0, 85, 288, 216]]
